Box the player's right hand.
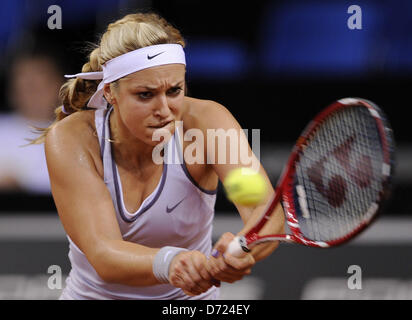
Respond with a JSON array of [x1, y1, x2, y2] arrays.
[[206, 232, 255, 283], [168, 250, 215, 296]]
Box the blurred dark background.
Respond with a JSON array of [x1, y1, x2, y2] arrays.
[[0, 0, 411, 300], [0, 0, 410, 214]]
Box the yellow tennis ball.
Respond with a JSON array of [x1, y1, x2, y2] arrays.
[[224, 168, 267, 206]]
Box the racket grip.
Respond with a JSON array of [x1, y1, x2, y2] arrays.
[[226, 236, 250, 257]]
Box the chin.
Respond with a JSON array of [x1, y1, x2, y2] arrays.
[[147, 126, 174, 146]]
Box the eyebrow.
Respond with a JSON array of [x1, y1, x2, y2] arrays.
[[132, 81, 184, 91]]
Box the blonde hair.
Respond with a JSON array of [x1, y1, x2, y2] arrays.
[[32, 12, 185, 144]]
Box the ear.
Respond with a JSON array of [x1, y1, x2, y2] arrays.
[[103, 83, 116, 105]]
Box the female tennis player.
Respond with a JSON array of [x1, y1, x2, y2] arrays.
[[37, 12, 285, 299]]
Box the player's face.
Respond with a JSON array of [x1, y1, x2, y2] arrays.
[[112, 64, 186, 146]]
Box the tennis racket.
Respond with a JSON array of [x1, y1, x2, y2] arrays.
[[226, 97, 395, 257]]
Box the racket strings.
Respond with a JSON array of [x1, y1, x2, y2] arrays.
[[334, 108, 381, 238], [295, 106, 384, 242]]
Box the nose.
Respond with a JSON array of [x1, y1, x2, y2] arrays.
[[153, 94, 171, 119]]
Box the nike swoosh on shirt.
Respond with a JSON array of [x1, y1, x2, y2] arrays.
[[166, 197, 186, 213], [147, 52, 165, 60]]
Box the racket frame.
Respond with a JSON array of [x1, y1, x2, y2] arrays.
[[236, 97, 394, 252]]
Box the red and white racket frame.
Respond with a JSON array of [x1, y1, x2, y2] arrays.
[[227, 98, 394, 256]]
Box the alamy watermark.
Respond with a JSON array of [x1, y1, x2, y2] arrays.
[[47, 265, 62, 290], [47, 5, 62, 30], [151, 121, 261, 171], [347, 265, 362, 290], [347, 5, 362, 30]]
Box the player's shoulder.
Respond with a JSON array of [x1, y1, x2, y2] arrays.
[[183, 96, 233, 130], [184, 96, 228, 114], [45, 110, 99, 158]]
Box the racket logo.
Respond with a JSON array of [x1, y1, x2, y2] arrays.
[[332, 136, 373, 189], [307, 135, 373, 208]]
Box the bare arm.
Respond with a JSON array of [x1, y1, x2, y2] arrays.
[[45, 117, 213, 294], [198, 100, 285, 258], [191, 100, 285, 281], [45, 119, 160, 286]]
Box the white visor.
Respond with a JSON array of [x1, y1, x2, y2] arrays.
[[65, 44, 186, 109]]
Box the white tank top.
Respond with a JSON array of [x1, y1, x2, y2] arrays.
[[60, 107, 219, 300]]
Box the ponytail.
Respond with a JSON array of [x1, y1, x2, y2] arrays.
[[31, 48, 102, 144]]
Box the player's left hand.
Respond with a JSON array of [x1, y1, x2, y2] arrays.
[[206, 232, 255, 283]]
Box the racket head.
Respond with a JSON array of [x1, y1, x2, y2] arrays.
[[280, 97, 395, 248]]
